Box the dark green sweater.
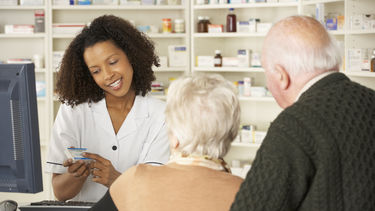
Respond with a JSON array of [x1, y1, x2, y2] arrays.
[[231, 73, 375, 211]]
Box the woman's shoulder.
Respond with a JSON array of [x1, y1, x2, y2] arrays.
[[137, 95, 166, 116]]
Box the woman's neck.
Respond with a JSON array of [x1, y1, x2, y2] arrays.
[[105, 90, 136, 112]]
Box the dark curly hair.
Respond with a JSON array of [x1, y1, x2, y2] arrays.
[[56, 15, 159, 107]]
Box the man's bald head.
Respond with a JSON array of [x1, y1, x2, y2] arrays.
[[262, 16, 342, 76]]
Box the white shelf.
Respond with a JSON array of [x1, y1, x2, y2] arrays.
[[0, 33, 46, 38], [53, 33, 187, 39], [194, 67, 264, 72], [231, 142, 261, 147], [193, 2, 298, 9], [153, 67, 186, 72], [347, 30, 375, 35], [302, 0, 344, 5], [239, 96, 275, 102], [0, 5, 46, 10], [345, 71, 375, 78], [52, 5, 185, 10], [193, 32, 267, 38]]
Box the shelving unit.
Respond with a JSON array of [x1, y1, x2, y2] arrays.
[[0, 2, 51, 202], [0, 0, 374, 201]]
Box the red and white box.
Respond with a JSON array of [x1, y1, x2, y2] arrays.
[[5, 24, 34, 34]]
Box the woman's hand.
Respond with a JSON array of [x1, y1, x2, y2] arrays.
[[63, 159, 90, 178], [83, 153, 121, 188]]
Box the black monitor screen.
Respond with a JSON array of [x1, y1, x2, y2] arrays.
[[0, 63, 43, 193]]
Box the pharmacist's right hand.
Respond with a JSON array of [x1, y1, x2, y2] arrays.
[[63, 159, 90, 178]]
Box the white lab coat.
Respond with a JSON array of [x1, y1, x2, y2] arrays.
[[45, 95, 170, 202]]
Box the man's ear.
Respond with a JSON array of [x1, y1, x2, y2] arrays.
[[274, 64, 290, 90]]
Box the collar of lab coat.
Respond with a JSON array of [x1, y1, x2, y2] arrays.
[[90, 95, 149, 138]]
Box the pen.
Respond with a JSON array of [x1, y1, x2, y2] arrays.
[[47, 161, 63, 166]]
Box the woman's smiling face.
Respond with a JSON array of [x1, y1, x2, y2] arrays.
[[84, 40, 134, 98]]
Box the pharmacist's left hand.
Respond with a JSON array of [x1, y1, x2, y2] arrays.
[[83, 152, 121, 188]]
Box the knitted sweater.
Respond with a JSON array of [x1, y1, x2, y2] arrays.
[[231, 73, 375, 211]]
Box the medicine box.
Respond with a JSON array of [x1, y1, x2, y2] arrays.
[[315, 3, 325, 25], [208, 24, 224, 33], [350, 15, 363, 30], [237, 21, 251, 33], [35, 81, 46, 97], [5, 25, 34, 34], [222, 57, 239, 67], [256, 23, 272, 33], [53, 0, 70, 5], [52, 24, 86, 34], [237, 49, 251, 67], [53, 51, 65, 70], [168, 45, 187, 67], [197, 56, 214, 67], [20, 0, 44, 5], [326, 18, 338, 30], [347, 48, 362, 71]]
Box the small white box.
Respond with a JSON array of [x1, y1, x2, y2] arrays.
[[53, 51, 65, 70], [222, 57, 239, 67], [20, 0, 44, 5], [251, 52, 261, 67], [5, 25, 34, 34], [315, 3, 325, 25], [237, 21, 251, 33], [53, 0, 70, 5], [257, 23, 272, 33], [159, 56, 168, 68], [348, 49, 362, 71], [237, 49, 251, 67], [197, 56, 214, 67], [168, 45, 187, 67], [250, 86, 267, 97], [350, 15, 362, 30]]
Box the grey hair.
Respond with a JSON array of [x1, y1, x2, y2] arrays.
[[262, 15, 342, 76], [165, 74, 240, 158]]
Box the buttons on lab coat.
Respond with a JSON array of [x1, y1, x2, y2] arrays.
[[112, 146, 117, 151]]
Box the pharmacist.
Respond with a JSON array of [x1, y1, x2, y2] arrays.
[[45, 15, 170, 202]]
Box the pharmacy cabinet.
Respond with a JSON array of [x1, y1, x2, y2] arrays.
[[49, 2, 190, 121], [190, 1, 299, 166]]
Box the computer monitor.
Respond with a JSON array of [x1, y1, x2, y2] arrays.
[[0, 63, 43, 193]]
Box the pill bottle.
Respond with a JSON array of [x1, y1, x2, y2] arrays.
[[174, 19, 185, 33], [162, 18, 172, 33]]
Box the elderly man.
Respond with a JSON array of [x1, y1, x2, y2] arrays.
[[231, 16, 375, 211]]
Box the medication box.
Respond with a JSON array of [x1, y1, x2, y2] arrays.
[[197, 56, 214, 67], [168, 45, 187, 67]]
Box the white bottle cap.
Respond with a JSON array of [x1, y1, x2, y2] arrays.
[[215, 50, 221, 54]]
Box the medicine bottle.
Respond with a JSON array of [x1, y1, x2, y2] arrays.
[[371, 49, 375, 72], [214, 50, 222, 67], [243, 77, 251, 97], [174, 19, 185, 33], [226, 8, 236, 32], [162, 18, 172, 33], [197, 16, 205, 33], [204, 16, 211, 32]]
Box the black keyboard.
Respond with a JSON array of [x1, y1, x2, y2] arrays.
[[19, 200, 96, 211], [30, 200, 96, 206]]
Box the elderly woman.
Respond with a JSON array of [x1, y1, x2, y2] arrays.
[[91, 73, 243, 211]]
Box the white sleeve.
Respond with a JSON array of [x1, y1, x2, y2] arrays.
[[45, 104, 80, 174], [138, 120, 170, 165]]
